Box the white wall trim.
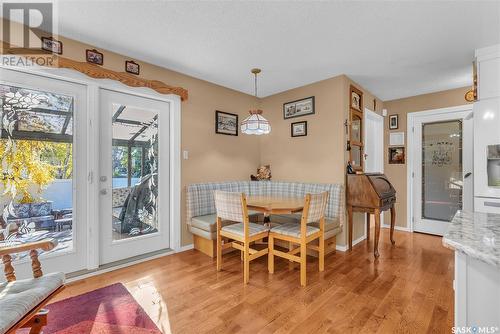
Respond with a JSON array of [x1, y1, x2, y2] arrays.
[[177, 243, 194, 252], [336, 234, 366, 252], [381, 224, 411, 232], [407, 104, 473, 233]]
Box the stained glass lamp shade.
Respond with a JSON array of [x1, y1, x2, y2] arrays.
[[241, 109, 271, 135]]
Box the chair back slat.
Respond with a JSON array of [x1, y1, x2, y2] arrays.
[[303, 192, 329, 224], [214, 190, 246, 223]]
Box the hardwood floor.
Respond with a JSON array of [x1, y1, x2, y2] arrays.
[[55, 228, 454, 333]]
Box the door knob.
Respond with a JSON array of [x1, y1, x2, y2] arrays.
[[100, 189, 107, 195]]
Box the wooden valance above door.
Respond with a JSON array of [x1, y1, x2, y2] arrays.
[[53, 56, 188, 101]]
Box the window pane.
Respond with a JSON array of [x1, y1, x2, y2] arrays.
[[0, 84, 74, 261], [422, 120, 463, 222]]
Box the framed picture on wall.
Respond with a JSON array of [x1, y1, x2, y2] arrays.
[[389, 114, 399, 129], [125, 60, 140, 75], [41, 37, 63, 54], [86, 49, 103, 65], [215, 110, 238, 136], [283, 96, 315, 119], [351, 91, 361, 111], [388, 146, 405, 164], [291, 121, 307, 137]]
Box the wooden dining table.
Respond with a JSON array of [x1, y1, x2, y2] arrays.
[[246, 196, 304, 216]]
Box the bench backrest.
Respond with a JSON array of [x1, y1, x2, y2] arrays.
[[186, 181, 345, 226]]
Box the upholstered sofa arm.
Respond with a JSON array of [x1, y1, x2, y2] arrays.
[[0, 238, 58, 282]]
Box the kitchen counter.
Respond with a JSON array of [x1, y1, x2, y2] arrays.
[[443, 210, 500, 328], [443, 210, 500, 268]]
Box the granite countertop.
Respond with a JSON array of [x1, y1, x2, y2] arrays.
[[443, 210, 500, 268]]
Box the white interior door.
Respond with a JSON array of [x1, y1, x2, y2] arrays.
[[99, 89, 170, 265], [0, 68, 88, 278], [410, 106, 473, 236], [364, 108, 384, 173]]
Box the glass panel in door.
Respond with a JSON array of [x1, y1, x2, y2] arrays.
[[111, 105, 158, 241], [421, 120, 463, 222], [99, 89, 169, 265], [0, 84, 74, 260]]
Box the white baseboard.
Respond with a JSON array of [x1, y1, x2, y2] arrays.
[[335, 234, 367, 252], [382, 224, 411, 232], [176, 244, 194, 252]]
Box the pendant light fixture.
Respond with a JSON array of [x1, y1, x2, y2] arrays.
[[241, 68, 271, 135]]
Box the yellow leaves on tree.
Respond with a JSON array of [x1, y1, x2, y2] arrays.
[[1, 139, 58, 204]]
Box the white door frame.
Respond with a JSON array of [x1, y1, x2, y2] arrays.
[[363, 108, 384, 239], [407, 104, 473, 233], [0, 65, 182, 272]]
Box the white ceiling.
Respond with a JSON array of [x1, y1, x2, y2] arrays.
[[24, 1, 500, 100]]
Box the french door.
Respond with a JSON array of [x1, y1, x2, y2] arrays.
[[0, 68, 88, 278], [98, 89, 170, 264], [410, 106, 473, 236]]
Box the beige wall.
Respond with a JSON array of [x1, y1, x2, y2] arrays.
[[383, 87, 471, 229], [259, 75, 385, 247], [1, 20, 261, 246]]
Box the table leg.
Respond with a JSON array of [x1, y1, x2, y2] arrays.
[[374, 208, 381, 258], [390, 205, 396, 245], [348, 205, 353, 251]]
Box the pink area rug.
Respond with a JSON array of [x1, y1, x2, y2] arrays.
[[41, 283, 161, 333]]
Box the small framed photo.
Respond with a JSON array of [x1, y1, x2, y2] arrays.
[[388, 146, 405, 164], [389, 114, 399, 129], [291, 121, 307, 137], [215, 111, 238, 136], [125, 60, 140, 75], [351, 91, 361, 110], [283, 96, 315, 119], [86, 49, 103, 65], [41, 37, 62, 54]]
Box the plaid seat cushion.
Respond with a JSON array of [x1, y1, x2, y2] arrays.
[[270, 223, 320, 238], [221, 222, 269, 237]]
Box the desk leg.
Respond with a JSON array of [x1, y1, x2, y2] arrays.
[[374, 208, 380, 258], [348, 205, 353, 251], [390, 205, 396, 245], [366, 212, 370, 241]]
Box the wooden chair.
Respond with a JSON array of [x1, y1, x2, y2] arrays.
[[268, 192, 329, 286], [0, 238, 65, 334], [215, 190, 269, 284]]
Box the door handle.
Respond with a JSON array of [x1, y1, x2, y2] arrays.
[[464, 172, 472, 179]]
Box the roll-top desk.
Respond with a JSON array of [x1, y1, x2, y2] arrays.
[[347, 173, 396, 257]]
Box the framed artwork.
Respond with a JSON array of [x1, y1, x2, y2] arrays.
[[351, 91, 361, 111], [291, 121, 307, 137], [389, 132, 405, 146], [283, 96, 315, 119], [389, 114, 399, 129], [41, 37, 62, 54], [215, 111, 238, 136], [388, 146, 405, 164], [125, 60, 140, 75], [86, 49, 103, 65]]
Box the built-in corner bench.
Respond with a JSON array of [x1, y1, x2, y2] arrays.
[[186, 181, 345, 257]]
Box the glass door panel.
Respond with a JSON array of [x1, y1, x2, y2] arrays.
[[99, 89, 170, 265], [111, 105, 158, 241], [422, 120, 463, 222], [0, 68, 88, 277]]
